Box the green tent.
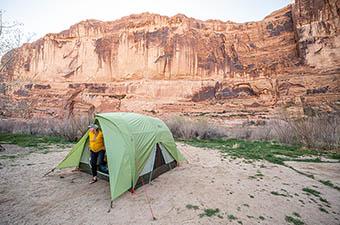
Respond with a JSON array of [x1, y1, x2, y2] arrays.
[[57, 112, 185, 200]]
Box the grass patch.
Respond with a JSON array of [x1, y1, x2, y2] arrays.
[[319, 207, 329, 214], [319, 197, 329, 204], [255, 170, 264, 177], [0, 133, 72, 148], [319, 180, 333, 187], [319, 180, 340, 191], [183, 139, 324, 165], [318, 180, 340, 191], [199, 208, 220, 218], [285, 215, 304, 225], [250, 170, 265, 180], [270, 191, 289, 197], [227, 214, 237, 220], [302, 187, 320, 197], [328, 153, 340, 160], [0, 154, 19, 159], [292, 212, 301, 218], [186, 204, 199, 210], [286, 157, 322, 163]]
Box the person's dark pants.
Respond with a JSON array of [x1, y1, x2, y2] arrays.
[[90, 150, 108, 176]]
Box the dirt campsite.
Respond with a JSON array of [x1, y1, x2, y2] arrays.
[[0, 141, 339, 225], [1, 0, 340, 224]]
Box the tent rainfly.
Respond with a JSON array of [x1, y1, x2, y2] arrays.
[[56, 112, 185, 200]]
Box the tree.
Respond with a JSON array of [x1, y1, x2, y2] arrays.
[[0, 10, 34, 73]]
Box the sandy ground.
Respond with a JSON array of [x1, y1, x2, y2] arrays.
[[285, 161, 340, 187], [0, 143, 339, 225]]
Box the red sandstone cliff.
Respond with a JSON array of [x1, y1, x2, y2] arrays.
[[0, 0, 339, 121]]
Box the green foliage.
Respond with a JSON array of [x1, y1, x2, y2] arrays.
[[255, 170, 264, 177], [302, 187, 320, 197], [227, 214, 237, 220], [199, 208, 220, 218], [285, 215, 304, 225], [319, 197, 329, 204], [318, 180, 340, 191], [319, 180, 333, 187], [183, 139, 325, 165], [292, 212, 301, 218], [319, 207, 329, 214], [329, 153, 340, 160], [270, 191, 288, 197], [0, 154, 18, 159], [0, 133, 72, 148], [186, 204, 199, 210]]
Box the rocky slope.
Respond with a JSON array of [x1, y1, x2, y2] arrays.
[[0, 0, 339, 122]]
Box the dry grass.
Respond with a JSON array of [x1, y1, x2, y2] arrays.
[[1, 113, 338, 150], [165, 114, 339, 150], [165, 116, 228, 139], [0, 115, 92, 141], [271, 114, 340, 150]]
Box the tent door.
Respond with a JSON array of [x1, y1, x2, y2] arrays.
[[140, 146, 157, 176], [135, 143, 176, 188], [79, 138, 109, 179], [154, 144, 166, 169], [159, 143, 175, 168]]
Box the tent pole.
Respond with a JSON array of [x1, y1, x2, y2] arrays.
[[149, 170, 153, 184], [148, 144, 157, 184]]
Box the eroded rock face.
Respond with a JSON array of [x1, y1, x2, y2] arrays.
[[0, 0, 339, 121], [293, 0, 340, 69]]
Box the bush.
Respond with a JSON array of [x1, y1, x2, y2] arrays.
[[0, 114, 93, 141], [1, 113, 338, 150], [271, 114, 340, 149], [165, 116, 228, 139], [165, 114, 339, 150]]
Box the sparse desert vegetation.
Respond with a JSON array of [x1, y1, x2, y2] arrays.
[[0, 115, 92, 141], [166, 114, 340, 151]]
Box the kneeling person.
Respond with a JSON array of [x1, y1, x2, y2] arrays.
[[88, 124, 108, 184]]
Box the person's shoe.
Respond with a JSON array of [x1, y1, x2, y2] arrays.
[[89, 177, 97, 184]]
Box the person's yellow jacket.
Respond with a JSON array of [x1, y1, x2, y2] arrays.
[[89, 130, 105, 152]]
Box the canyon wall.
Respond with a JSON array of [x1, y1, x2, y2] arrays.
[[0, 0, 339, 123]]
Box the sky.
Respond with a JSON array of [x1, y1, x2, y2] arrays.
[[1, 0, 291, 42]]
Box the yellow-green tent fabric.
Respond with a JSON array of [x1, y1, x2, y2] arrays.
[[57, 112, 185, 200]]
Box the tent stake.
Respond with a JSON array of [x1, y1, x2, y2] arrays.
[[42, 168, 55, 177], [107, 200, 114, 213]]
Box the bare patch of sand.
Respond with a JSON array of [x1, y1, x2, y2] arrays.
[[285, 161, 340, 187], [0, 143, 339, 225]]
